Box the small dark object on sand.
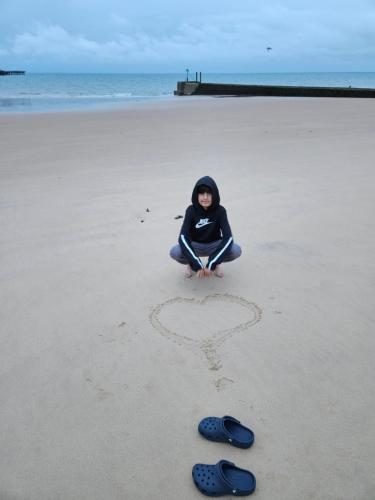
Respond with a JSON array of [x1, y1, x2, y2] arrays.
[[174, 215, 183, 219], [140, 219, 144, 223], [146, 208, 150, 212]]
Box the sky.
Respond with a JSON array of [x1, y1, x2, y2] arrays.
[[1, 0, 375, 73]]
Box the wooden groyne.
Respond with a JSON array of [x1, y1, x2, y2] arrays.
[[175, 81, 375, 98], [0, 70, 25, 76]]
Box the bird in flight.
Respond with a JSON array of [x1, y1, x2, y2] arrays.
[[266, 47, 272, 51]]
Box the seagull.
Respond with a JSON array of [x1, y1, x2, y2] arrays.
[[266, 47, 272, 51]]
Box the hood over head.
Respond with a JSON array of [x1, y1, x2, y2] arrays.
[[192, 176, 220, 211]]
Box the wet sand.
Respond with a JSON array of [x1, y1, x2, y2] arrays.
[[1, 97, 374, 499]]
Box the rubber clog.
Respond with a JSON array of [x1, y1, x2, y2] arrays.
[[198, 416, 254, 449], [192, 460, 256, 497]]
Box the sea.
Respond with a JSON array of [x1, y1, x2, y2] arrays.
[[1, 72, 375, 114]]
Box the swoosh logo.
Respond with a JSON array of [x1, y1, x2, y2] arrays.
[[195, 219, 213, 229]]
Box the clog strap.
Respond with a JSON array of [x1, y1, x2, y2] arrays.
[[215, 460, 234, 485], [215, 460, 240, 495], [220, 415, 241, 444], [223, 415, 240, 423]]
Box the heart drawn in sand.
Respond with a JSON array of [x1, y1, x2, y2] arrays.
[[149, 294, 262, 370]]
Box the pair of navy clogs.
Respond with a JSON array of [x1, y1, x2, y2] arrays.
[[192, 415, 256, 497]]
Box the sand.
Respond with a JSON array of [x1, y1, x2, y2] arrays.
[[1, 97, 374, 500]]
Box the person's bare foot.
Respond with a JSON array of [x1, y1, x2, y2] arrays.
[[184, 264, 193, 278], [214, 265, 224, 278]]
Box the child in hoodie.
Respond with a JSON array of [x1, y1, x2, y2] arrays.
[[170, 176, 241, 278]]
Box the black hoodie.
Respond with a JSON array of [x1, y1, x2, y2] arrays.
[[178, 176, 233, 271]]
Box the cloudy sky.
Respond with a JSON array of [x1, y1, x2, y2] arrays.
[[1, 0, 374, 73]]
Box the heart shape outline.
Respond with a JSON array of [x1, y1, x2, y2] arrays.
[[149, 294, 262, 370]]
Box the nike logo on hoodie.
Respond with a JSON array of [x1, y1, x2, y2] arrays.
[[195, 218, 213, 229]]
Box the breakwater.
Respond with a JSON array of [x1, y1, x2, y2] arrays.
[[0, 70, 25, 76], [175, 81, 375, 98]]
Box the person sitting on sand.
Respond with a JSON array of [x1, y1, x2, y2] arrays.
[[170, 176, 241, 278]]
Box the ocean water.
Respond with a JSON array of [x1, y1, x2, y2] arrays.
[[1, 72, 375, 113]]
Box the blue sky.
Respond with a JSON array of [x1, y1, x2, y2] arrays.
[[1, 0, 374, 72]]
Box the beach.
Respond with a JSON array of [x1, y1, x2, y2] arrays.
[[1, 97, 374, 499]]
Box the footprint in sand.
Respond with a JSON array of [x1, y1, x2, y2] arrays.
[[214, 377, 234, 392], [84, 373, 114, 401], [98, 321, 137, 346], [149, 294, 262, 370], [83, 322, 134, 400]]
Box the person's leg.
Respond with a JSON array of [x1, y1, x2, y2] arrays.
[[222, 242, 242, 262], [169, 244, 188, 264], [170, 244, 193, 277], [205, 241, 242, 277], [196, 240, 241, 262], [170, 241, 241, 276], [170, 241, 213, 277], [170, 241, 215, 263]]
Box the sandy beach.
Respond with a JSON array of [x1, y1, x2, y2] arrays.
[[1, 97, 374, 500]]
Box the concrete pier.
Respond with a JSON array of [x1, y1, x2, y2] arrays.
[[0, 70, 25, 76], [175, 81, 375, 98]]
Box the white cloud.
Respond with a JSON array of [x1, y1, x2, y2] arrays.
[[3, 3, 375, 71], [10, 24, 161, 63], [13, 25, 98, 58]]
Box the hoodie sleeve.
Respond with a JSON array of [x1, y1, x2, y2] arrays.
[[178, 207, 204, 272], [206, 208, 233, 271]]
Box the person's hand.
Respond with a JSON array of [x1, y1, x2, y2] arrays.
[[197, 268, 213, 278]]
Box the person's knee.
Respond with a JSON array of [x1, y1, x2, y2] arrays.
[[234, 243, 242, 258], [170, 244, 186, 262], [170, 244, 179, 260], [231, 243, 242, 260]]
